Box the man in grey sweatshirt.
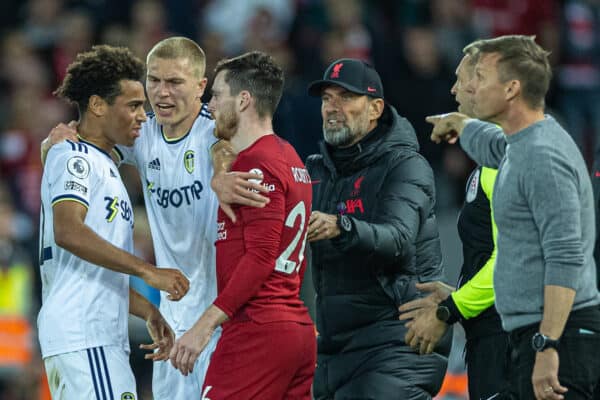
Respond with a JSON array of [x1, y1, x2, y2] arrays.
[[428, 35, 600, 400]]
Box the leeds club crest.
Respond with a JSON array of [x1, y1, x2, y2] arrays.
[[184, 150, 194, 174]]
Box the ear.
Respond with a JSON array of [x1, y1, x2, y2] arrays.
[[197, 77, 208, 99], [88, 95, 107, 117], [505, 79, 521, 102], [238, 90, 251, 113], [368, 98, 385, 121]]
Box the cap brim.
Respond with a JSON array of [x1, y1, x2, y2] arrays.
[[307, 79, 365, 97]]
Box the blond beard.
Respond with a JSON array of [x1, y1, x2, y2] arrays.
[[213, 109, 239, 140]]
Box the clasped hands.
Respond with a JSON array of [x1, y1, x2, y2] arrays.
[[398, 281, 454, 355]]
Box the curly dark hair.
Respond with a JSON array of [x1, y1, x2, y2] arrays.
[[214, 51, 284, 118], [54, 45, 145, 113]]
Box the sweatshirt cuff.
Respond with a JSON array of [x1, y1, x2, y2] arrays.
[[544, 262, 581, 290]]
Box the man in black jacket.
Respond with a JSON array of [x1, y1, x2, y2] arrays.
[[305, 58, 450, 399]]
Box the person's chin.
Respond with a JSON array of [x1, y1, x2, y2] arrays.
[[154, 109, 178, 125], [119, 136, 137, 147]]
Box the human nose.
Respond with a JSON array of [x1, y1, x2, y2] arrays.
[[323, 98, 340, 113], [137, 107, 147, 122], [464, 78, 476, 93], [155, 81, 170, 97]]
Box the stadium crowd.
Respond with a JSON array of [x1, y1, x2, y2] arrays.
[[1, 0, 600, 399]]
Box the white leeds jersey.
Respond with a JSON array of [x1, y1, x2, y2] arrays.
[[116, 106, 219, 333], [38, 139, 133, 359]]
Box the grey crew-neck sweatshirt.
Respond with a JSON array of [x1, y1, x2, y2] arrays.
[[460, 116, 600, 332]]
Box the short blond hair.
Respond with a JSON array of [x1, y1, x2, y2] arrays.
[[147, 36, 206, 78], [468, 35, 551, 109]]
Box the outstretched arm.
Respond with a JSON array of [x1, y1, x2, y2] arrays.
[[427, 113, 506, 168], [53, 200, 189, 300]]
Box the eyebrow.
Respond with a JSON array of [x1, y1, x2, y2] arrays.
[[127, 99, 145, 105], [147, 74, 184, 81]]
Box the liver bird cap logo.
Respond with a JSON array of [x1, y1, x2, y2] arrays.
[[330, 62, 344, 78]]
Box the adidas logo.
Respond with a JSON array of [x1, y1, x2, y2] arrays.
[[148, 158, 161, 170]]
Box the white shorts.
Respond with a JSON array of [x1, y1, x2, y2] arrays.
[[152, 328, 220, 399], [44, 346, 137, 400]]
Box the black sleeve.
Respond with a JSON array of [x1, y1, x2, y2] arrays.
[[332, 152, 436, 270]]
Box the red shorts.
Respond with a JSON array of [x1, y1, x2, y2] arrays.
[[202, 319, 316, 400]]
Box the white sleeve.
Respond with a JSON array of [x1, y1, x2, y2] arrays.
[[46, 142, 94, 208]]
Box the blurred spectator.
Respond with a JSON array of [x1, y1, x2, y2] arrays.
[[0, 186, 34, 318], [21, 0, 64, 51], [556, 0, 600, 162], [430, 0, 476, 69], [0, 185, 39, 400], [245, 6, 287, 52], [0, 29, 71, 218], [273, 40, 323, 161], [0, 2, 590, 399], [1, 93, 69, 218], [200, 0, 295, 55], [322, 0, 372, 61], [162, 0, 199, 38], [394, 0, 431, 26], [51, 10, 95, 84], [1, 30, 49, 96], [287, 0, 329, 79], [198, 30, 228, 90], [64, 0, 135, 28], [471, 0, 560, 63], [100, 23, 132, 48], [387, 26, 459, 206], [129, 0, 171, 58]]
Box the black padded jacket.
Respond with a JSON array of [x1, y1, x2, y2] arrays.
[[306, 104, 447, 354]]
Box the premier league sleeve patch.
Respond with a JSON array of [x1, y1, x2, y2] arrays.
[[66, 156, 90, 179], [64, 180, 88, 194]]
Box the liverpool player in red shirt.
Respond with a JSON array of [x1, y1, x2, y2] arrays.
[[169, 51, 315, 399]]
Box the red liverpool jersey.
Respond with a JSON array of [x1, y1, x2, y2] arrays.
[[213, 134, 313, 324]]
